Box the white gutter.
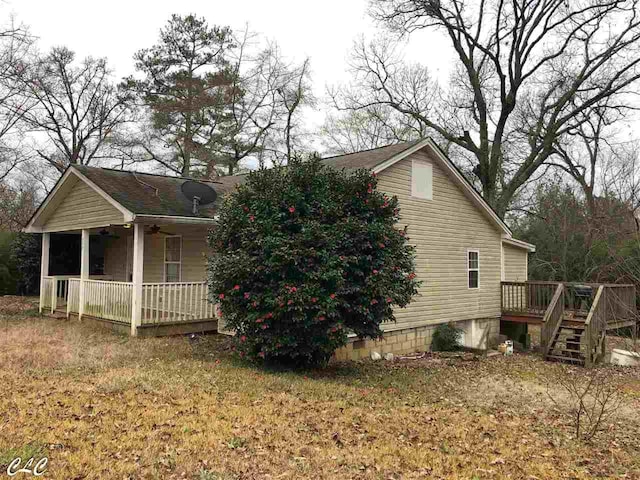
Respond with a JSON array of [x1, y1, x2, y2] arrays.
[[501, 236, 536, 252], [132, 214, 218, 225]]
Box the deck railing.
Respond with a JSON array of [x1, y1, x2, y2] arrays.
[[141, 282, 215, 324], [67, 278, 80, 315], [502, 281, 636, 321], [501, 281, 557, 315], [584, 286, 607, 367], [602, 285, 637, 325], [541, 284, 565, 359]]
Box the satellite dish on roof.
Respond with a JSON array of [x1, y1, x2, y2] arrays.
[[181, 180, 217, 214]]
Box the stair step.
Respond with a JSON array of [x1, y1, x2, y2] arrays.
[[558, 340, 582, 346], [546, 354, 585, 365], [560, 324, 586, 330], [551, 348, 585, 356]]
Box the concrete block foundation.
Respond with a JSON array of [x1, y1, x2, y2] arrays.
[[332, 317, 500, 361]]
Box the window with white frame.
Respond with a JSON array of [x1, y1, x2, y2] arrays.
[[164, 236, 182, 283], [468, 250, 479, 289]]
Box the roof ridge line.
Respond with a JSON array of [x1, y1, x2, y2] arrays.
[[320, 139, 421, 161], [72, 165, 227, 184]]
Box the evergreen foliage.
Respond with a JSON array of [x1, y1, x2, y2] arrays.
[[208, 158, 420, 366]]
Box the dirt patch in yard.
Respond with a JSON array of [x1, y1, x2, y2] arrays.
[[1, 296, 639, 479]]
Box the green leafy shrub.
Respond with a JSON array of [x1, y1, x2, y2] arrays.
[[11, 233, 41, 295], [208, 158, 420, 366], [431, 323, 463, 352], [0, 232, 18, 295]]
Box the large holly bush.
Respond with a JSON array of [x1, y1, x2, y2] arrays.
[[208, 158, 420, 366]]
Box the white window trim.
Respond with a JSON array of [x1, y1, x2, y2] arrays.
[[164, 235, 182, 283], [467, 249, 480, 289]]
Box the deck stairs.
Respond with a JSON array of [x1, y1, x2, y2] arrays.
[[501, 281, 636, 367], [540, 284, 611, 367], [545, 313, 589, 366]]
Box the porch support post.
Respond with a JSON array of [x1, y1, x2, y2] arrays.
[[39, 232, 50, 313], [131, 223, 144, 336], [78, 229, 90, 320]]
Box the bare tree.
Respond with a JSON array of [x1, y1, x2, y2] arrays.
[[547, 97, 631, 217], [208, 30, 314, 175], [321, 105, 422, 155], [547, 367, 622, 442], [335, 0, 640, 216], [277, 57, 314, 163], [0, 178, 38, 232], [0, 18, 34, 180], [16, 47, 131, 173]]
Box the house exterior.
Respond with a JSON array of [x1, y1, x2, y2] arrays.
[[25, 137, 535, 353], [323, 139, 535, 359]]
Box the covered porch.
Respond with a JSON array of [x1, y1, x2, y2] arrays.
[[24, 165, 234, 336], [38, 224, 218, 336]]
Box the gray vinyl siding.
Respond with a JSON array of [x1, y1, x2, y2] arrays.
[[377, 149, 503, 331], [42, 177, 125, 232], [102, 225, 210, 283], [503, 243, 528, 282]]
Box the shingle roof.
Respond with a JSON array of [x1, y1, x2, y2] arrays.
[[69, 143, 413, 219], [320, 140, 421, 170], [73, 166, 246, 218]]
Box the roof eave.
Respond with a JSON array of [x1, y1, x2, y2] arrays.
[[502, 236, 536, 252], [132, 214, 218, 225]]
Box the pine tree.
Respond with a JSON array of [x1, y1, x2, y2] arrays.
[[125, 14, 236, 177]]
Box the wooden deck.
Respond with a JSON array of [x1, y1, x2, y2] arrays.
[[501, 281, 637, 365]]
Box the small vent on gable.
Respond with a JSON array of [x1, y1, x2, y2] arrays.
[[411, 159, 433, 200]]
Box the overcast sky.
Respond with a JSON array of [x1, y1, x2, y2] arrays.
[[6, 0, 452, 129]]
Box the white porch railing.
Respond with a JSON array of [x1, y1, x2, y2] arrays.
[[41, 276, 55, 311], [141, 282, 215, 324], [41, 275, 75, 313], [82, 279, 133, 323], [67, 278, 80, 316], [54, 278, 216, 327]]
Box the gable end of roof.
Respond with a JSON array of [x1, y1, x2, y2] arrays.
[[335, 138, 513, 236]]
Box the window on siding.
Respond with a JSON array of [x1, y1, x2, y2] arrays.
[[468, 250, 479, 289], [411, 159, 433, 200], [164, 236, 182, 283]]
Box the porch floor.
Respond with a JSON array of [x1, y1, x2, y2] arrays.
[[58, 309, 219, 337]]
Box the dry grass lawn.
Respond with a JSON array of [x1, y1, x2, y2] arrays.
[[1, 297, 640, 479]]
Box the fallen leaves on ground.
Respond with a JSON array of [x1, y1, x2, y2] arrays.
[[0, 296, 639, 479]]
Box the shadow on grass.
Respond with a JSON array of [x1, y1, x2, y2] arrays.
[[187, 334, 431, 394]]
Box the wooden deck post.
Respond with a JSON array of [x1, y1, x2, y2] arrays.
[[39, 232, 50, 313], [78, 229, 90, 320], [131, 223, 144, 336]]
